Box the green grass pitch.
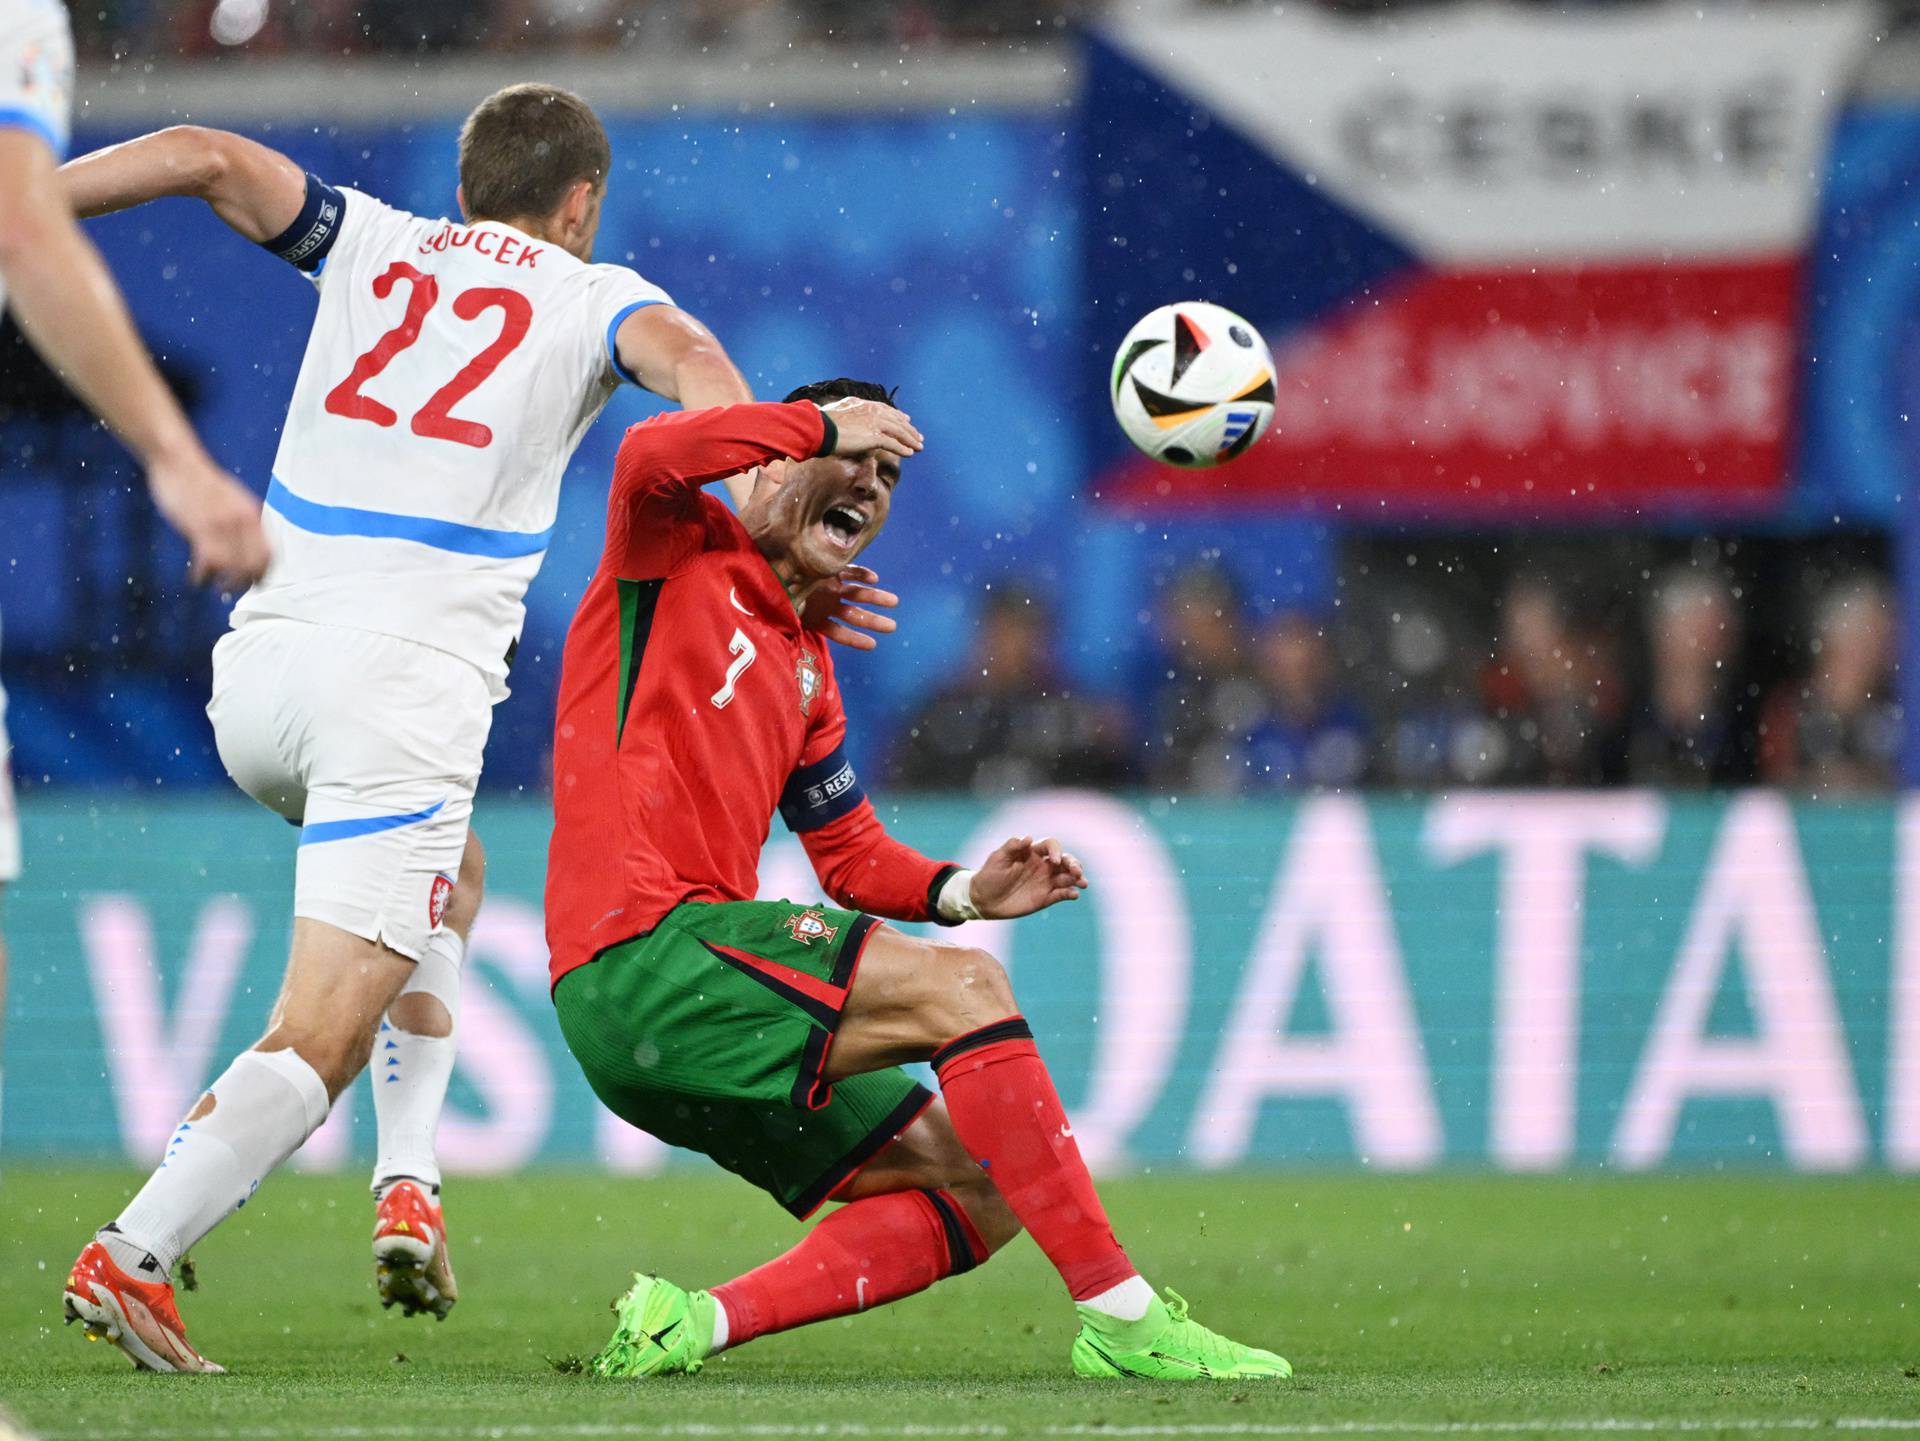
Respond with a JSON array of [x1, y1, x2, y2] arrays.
[[1, 1168, 1916, 1438]]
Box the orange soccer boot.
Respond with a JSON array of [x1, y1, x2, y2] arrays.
[[373, 1180, 458, 1320], [62, 1239, 223, 1373]]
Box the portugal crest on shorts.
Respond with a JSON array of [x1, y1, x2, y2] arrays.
[[794, 649, 823, 716], [785, 908, 838, 946]]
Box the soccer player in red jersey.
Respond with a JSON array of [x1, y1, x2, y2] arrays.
[[546, 380, 1290, 1381]]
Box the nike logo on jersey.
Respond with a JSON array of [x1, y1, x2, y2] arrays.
[[728, 587, 754, 618]]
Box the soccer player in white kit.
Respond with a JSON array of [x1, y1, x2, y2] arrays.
[[54, 84, 891, 1372], [0, 0, 270, 1174]]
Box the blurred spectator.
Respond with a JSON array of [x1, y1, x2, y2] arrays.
[[1761, 575, 1902, 793], [891, 588, 1137, 796], [1627, 569, 1745, 787], [1143, 566, 1264, 792], [1369, 598, 1479, 790], [1472, 575, 1627, 785], [1240, 611, 1370, 790]]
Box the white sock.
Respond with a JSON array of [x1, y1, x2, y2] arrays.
[[109, 1048, 330, 1275], [371, 929, 464, 1194], [708, 1294, 731, 1355], [1079, 1274, 1155, 1323]]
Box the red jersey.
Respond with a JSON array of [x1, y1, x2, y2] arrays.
[[545, 401, 957, 988]]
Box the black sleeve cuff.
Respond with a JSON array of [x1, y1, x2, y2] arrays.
[[813, 402, 838, 458], [926, 863, 965, 926]]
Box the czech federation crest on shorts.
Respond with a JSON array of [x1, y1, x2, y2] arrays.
[[794, 649, 823, 716], [785, 908, 838, 946], [429, 874, 454, 929]]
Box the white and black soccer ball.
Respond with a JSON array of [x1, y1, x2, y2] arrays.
[[1109, 301, 1275, 468]]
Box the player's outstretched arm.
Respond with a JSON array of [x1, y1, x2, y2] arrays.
[[61, 125, 306, 243], [0, 130, 269, 587], [964, 836, 1088, 920], [613, 304, 756, 506]]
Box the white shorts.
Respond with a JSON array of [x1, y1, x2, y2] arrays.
[[0, 673, 18, 885], [209, 618, 492, 960]]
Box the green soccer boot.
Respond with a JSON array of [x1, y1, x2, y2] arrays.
[[589, 1274, 717, 1378], [1071, 1287, 1292, 1381]]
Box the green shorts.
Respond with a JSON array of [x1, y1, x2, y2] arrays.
[[553, 898, 932, 1218]]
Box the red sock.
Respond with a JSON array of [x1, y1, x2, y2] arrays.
[[711, 1188, 985, 1349], [933, 1016, 1136, 1301]]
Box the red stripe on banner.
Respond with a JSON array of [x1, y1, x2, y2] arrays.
[[1097, 258, 1798, 518]]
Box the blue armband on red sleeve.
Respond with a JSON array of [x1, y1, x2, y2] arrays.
[[259, 173, 346, 273], [779, 744, 866, 833]]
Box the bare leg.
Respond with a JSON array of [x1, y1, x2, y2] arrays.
[[106, 917, 416, 1273], [261, 920, 421, 1098], [837, 1100, 1021, 1252], [822, 928, 1016, 1081]]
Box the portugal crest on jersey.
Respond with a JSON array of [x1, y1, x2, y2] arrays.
[[785, 908, 838, 946], [795, 649, 823, 716]]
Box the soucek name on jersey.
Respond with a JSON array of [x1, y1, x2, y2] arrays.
[[545, 401, 959, 987]]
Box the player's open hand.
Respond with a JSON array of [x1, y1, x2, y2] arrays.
[[820, 397, 922, 460], [804, 564, 899, 651], [148, 448, 271, 589], [971, 835, 1088, 920]]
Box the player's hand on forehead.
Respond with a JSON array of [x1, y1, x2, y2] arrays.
[[820, 396, 923, 462]]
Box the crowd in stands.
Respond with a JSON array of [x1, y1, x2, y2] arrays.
[[72, 0, 1106, 58], [887, 550, 1903, 795], [87, 0, 1863, 59]]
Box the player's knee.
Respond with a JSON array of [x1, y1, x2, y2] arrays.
[[389, 989, 452, 1039], [256, 1024, 368, 1100], [922, 945, 1016, 1041], [256, 1006, 389, 1098]]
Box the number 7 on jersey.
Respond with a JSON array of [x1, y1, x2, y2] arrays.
[[710, 628, 757, 709]]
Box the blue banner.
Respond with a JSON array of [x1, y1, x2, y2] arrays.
[[5, 793, 1916, 1174]]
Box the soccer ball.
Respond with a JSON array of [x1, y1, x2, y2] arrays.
[[1109, 301, 1275, 468]]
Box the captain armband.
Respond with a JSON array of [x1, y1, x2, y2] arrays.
[[259, 173, 347, 273], [778, 744, 866, 833]]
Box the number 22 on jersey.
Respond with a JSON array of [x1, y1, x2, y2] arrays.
[[325, 260, 532, 449]]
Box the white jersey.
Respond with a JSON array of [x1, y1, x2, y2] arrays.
[[236, 186, 671, 699], [0, 0, 75, 316]]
